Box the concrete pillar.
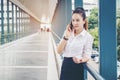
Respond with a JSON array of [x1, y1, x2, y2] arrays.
[[75, 0, 83, 8], [51, 0, 72, 42], [99, 0, 117, 79]]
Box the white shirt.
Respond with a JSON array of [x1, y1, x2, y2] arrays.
[[62, 29, 93, 59]]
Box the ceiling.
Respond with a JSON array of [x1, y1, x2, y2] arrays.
[[18, 0, 57, 23]]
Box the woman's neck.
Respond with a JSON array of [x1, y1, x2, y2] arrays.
[[74, 28, 83, 36]]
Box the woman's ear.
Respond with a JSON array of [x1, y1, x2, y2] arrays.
[[83, 19, 86, 25], [83, 19, 88, 30]]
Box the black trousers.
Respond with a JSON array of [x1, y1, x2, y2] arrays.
[[60, 57, 84, 80]]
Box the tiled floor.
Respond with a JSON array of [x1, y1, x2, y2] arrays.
[[0, 32, 49, 80]]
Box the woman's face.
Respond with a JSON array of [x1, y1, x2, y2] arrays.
[[72, 13, 85, 30]]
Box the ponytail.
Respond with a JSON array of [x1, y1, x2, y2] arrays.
[[84, 19, 88, 30]]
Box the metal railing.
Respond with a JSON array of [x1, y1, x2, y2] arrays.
[[83, 63, 105, 80], [50, 31, 62, 79], [0, 31, 32, 45], [51, 30, 105, 80]]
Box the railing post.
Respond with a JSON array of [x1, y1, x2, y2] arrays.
[[12, 3, 15, 40], [74, 0, 83, 8], [99, 0, 117, 79], [7, 0, 10, 42], [84, 69, 87, 80], [1, 0, 5, 44]]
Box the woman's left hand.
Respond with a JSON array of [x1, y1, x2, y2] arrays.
[[72, 57, 82, 64]]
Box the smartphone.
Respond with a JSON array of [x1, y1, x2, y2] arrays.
[[70, 22, 73, 30]]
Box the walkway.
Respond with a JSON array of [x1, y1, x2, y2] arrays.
[[0, 32, 56, 80]]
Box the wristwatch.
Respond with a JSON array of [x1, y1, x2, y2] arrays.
[[63, 36, 69, 40]]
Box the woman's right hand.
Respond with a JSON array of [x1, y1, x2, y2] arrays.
[[64, 24, 72, 38]]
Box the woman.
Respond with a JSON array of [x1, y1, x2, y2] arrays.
[[57, 7, 93, 80]]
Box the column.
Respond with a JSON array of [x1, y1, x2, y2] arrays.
[[74, 0, 83, 8], [99, 0, 117, 79]]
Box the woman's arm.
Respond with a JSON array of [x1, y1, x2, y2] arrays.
[[57, 24, 72, 54], [57, 38, 68, 54], [73, 35, 94, 64], [81, 35, 94, 63]]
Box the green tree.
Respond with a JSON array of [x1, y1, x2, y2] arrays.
[[88, 8, 98, 29], [117, 19, 120, 61], [89, 27, 99, 49], [117, 19, 120, 46], [88, 7, 99, 49], [117, 45, 120, 61]]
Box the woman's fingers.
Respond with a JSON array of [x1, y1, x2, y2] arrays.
[[66, 24, 70, 29], [64, 24, 72, 38], [73, 57, 83, 64], [66, 24, 72, 32], [72, 57, 76, 63], [73, 57, 80, 64]]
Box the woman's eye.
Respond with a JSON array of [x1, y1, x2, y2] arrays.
[[76, 19, 80, 22]]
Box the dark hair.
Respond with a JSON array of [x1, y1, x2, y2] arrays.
[[72, 7, 88, 30]]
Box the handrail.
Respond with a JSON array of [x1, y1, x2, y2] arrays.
[[51, 30, 61, 41], [50, 32, 62, 79], [83, 63, 105, 80], [51, 30, 105, 80]]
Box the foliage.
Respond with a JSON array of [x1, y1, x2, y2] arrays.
[[117, 19, 120, 61], [117, 19, 120, 46], [88, 8, 98, 29], [117, 45, 120, 61], [89, 27, 99, 49], [88, 7, 99, 49]]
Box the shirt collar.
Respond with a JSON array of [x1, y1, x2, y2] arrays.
[[72, 29, 86, 38], [77, 29, 86, 37]]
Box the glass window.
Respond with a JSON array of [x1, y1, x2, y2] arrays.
[[9, 2, 12, 33], [13, 5, 16, 33], [0, 0, 1, 27], [72, 0, 75, 10], [3, 0, 7, 43], [0, 0, 1, 44], [17, 7, 19, 33]]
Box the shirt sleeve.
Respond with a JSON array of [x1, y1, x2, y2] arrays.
[[83, 36, 94, 59]]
